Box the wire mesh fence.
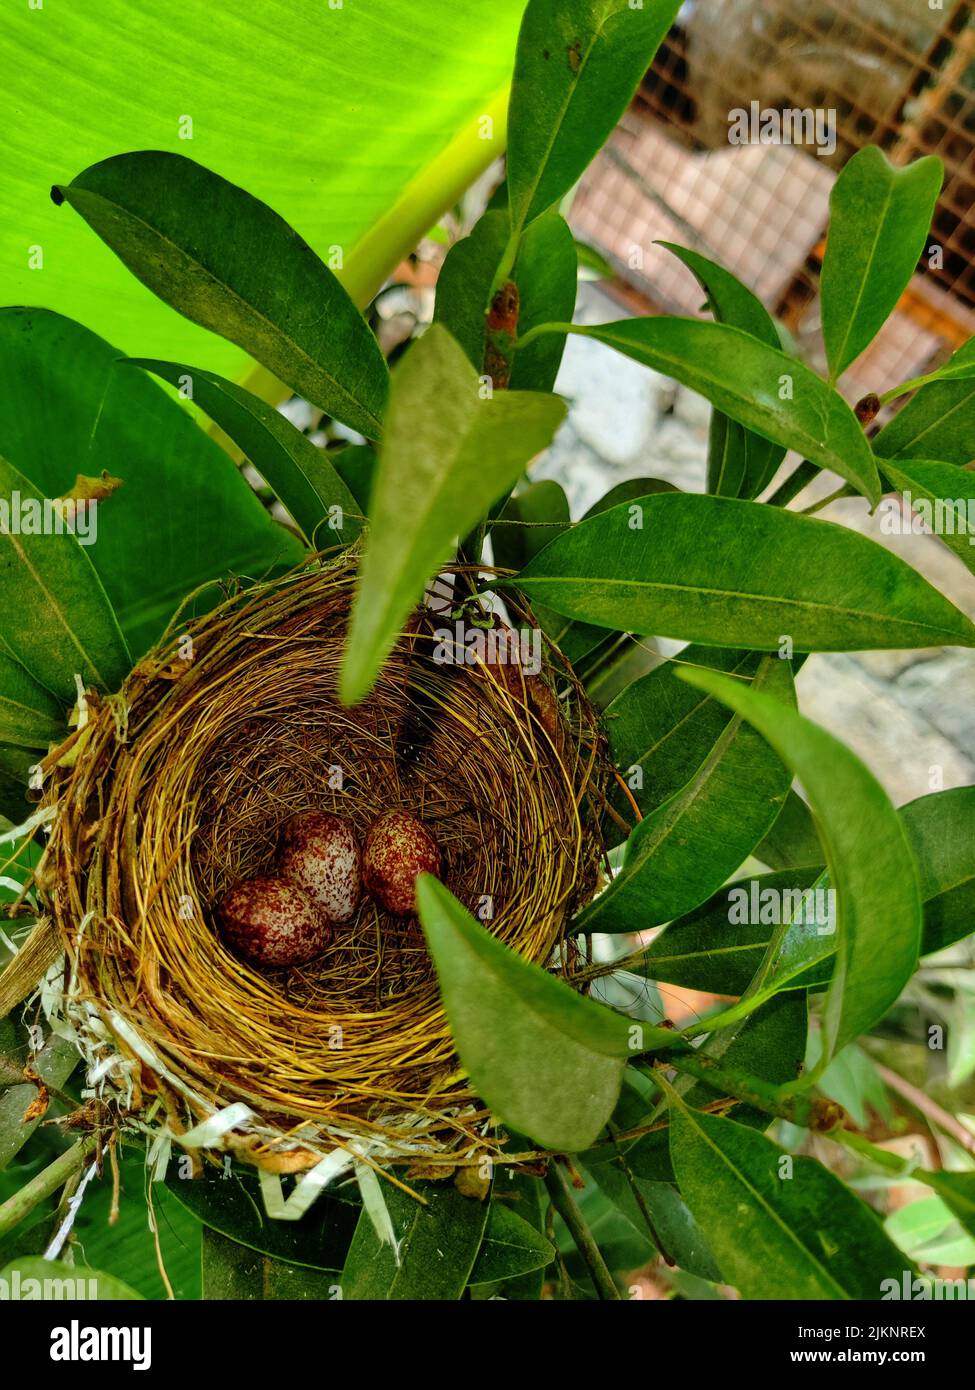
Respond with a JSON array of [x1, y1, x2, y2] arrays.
[[569, 0, 975, 401]]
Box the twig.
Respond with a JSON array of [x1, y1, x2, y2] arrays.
[[544, 1161, 621, 1301], [0, 1135, 97, 1241], [873, 1062, 975, 1157]]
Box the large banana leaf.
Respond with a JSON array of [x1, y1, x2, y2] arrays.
[[1, 1, 526, 368]]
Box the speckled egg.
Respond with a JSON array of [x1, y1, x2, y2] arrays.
[[362, 810, 441, 917], [215, 876, 329, 968], [277, 812, 361, 925]]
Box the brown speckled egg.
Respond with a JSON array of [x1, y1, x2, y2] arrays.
[[277, 811, 360, 924], [215, 876, 328, 968], [363, 810, 441, 917]]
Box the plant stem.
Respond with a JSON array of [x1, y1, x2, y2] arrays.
[[0, 1136, 98, 1241], [665, 1053, 844, 1131], [544, 1161, 621, 1301], [764, 458, 819, 507], [800, 483, 856, 516]]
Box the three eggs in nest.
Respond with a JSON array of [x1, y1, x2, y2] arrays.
[[215, 809, 441, 969]]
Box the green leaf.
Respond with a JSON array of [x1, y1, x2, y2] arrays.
[[5, 2, 524, 370], [821, 147, 943, 381], [492, 482, 607, 663], [507, 0, 682, 233], [879, 457, 975, 574], [901, 786, 975, 956], [626, 995, 809, 1183], [417, 876, 665, 1151], [605, 645, 769, 823], [661, 242, 785, 499], [885, 1194, 975, 1266], [578, 656, 793, 933], [512, 493, 975, 652], [756, 789, 824, 870], [0, 309, 303, 658], [571, 319, 881, 502], [669, 1105, 910, 1299], [587, 1162, 723, 1281], [635, 868, 825, 995], [330, 445, 376, 515], [640, 789, 975, 999], [467, 1200, 555, 1286], [0, 454, 130, 702], [0, 1256, 143, 1300], [873, 337, 975, 465], [435, 209, 577, 390], [915, 1170, 975, 1241], [54, 152, 389, 437], [0, 1035, 79, 1170], [575, 238, 614, 278], [202, 1228, 339, 1301], [678, 668, 922, 1063], [165, 1162, 358, 1272], [125, 359, 361, 547], [0, 651, 67, 750], [341, 1181, 489, 1300], [340, 325, 565, 705], [816, 1044, 892, 1130]]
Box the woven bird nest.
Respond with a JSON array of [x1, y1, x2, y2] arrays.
[[37, 552, 608, 1175]]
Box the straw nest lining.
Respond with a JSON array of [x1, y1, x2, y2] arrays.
[[39, 553, 608, 1168]]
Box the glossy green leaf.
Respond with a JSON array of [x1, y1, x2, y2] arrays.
[[4, 2, 523, 372], [669, 1105, 910, 1299], [330, 445, 377, 515], [626, 995, 808, 1183], [340, 326, 565, 705], [492, 480, 571, 573], [0, 651, 67, 750], [492, 482, 607, 664], [679, 668, 922, 1063], [435, 209, 577, 390], [756, 789, 824, 870], [570, 319, 881, 502], [512, 493, 975, 652], [901, 786, 975, 956], [635, 868, 825, 995], [341, 1181, 489, 1300], [126, 359, 361, 547], [701, 806, 975, 1000], [417, 876, 668, 1151], [0, 1257, 142, 1301], [165, 1163, 358, 1272], [662, 242, 785, 499], [578, 656, 793, 933], [0, 309, 303, 658], [605, 645, 769, 823], [587, 1162, 723, 1281], [873, 337, 975, 465], [202, 1228, 339, 1301], [507, 0, 682, 233], [879, 457, 975, 574], [0, 455, 129, 703], [467, 1200, 555, 1286], [54, 152, 389, 437], [821, 147, 943, 381], [575, 238, 614, 278]]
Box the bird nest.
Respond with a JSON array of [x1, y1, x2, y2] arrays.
[[35, 552, 609, 1176]]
